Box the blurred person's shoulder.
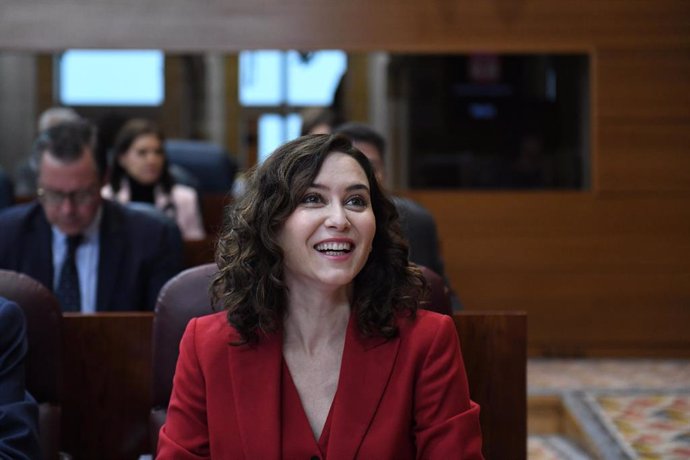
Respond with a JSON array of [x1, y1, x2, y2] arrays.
[[0, 296, 23, 329], [105, 199, 174, 232], [170, 183, 200, 203], [391, 195, 435, 223], [0, 202, 43, 234]]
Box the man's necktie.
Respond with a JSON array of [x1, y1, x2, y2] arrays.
[[56, 234, 83, 312]]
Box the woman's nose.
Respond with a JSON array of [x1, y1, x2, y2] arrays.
[[325, 204, 350, 230]]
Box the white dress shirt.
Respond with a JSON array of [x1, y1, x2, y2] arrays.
[[51, 208, 102, 313]]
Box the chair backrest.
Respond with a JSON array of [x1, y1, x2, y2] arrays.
[[169, 163, 201, 190], [151, 264, 218, 409], [125, 201, 184, 245], [418, 265, 452, 315], [0, 269, 62, 460], [150, 263, 217, 451], [164, 139, 238, 193]]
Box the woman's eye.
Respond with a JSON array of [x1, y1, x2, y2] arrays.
[[301, 193, 322, 205], [346, 195, 368, 208]]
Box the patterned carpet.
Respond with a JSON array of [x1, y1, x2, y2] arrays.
[[575, 390, 690, 459], [528, 359, 690, 460], [529, 359, 690, 392], [528, 435, 591, 460]]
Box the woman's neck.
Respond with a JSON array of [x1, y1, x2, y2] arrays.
[[283, 287, 351, 355]]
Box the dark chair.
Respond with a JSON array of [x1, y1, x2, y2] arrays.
[[0, 269, 63, 460], [150, 263, 217, 451], [164, 140, 238, 193], [419, 265, 452, 315], [149, 263, 452, 450], [125, 201, 183, 247], [169, 164, 200, 191]]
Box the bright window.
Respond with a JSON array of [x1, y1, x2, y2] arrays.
[[240, 50, 346, 107], [240, 50, 346, 162], [258, 113, 302, 163], [59, 50, 164, 106]]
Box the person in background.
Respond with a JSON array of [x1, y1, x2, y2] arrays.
[[300, 107, 339, 136], [0, 296, 41, 460], [37, 107, 82, 134], [158, 134, 482, 458], [95, 111, 129, 179], [333, 122, 458, 304], [102, 119, 206, 241], [14, 107, 81, 198], [0, 120, 183, 312]]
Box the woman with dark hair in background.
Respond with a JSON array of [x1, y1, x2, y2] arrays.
[[102, 119, 206, 240], [158, 134, 482, 458]]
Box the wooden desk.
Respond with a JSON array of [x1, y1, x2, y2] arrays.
[[454, 311, 527, 459], [61, 313, 153, 460]]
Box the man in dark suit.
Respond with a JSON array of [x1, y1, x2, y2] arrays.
[[0, 296, 41, 460], [0, 120, 182, 312]]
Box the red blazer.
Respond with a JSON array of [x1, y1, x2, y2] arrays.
[[158, 309, 483, 459]]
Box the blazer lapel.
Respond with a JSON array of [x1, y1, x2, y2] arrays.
[[25, 205, 54, 289], [327, 316, 400, 460], [97, 202, 125, 310], [228, 330, 282, 459]]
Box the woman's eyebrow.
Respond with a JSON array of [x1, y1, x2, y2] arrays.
[[310, 183, 370, 193]]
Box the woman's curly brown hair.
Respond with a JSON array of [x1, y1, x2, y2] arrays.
[[211, 134, 426, 344]]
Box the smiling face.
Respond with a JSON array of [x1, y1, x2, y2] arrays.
[[277, 152, 376, 292], [118, 133, 165, 185]]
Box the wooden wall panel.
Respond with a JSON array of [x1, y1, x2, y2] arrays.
[[406, 192, 690, 356], [599, 122, 690, 191], [0, 1, 688, 51], [402, 192, 690, 239], [597, 48, 690, 192], [459, 272, 689, 352], [598, 49, 690, 121]]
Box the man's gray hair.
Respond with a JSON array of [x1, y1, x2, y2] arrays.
[[37, 107, 80, 132]]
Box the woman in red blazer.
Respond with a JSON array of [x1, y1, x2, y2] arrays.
[[158, 134, 483, 459]]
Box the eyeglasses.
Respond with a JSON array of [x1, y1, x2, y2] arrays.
[[37, 186, 100, 206]]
